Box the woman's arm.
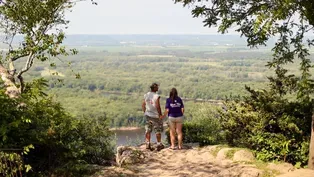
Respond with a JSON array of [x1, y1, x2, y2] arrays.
[[181, 98, 184, 114], [161, 99, 170, 119]]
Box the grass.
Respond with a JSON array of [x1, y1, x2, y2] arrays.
[[209, 146, 280, 177], [231, 155, 281, 177], [226, 148, 240, 159], [254, 161, 281, 177], [210, 145, 229, 157]]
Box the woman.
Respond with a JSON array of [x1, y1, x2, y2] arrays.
[[163, 88, 184, 150]]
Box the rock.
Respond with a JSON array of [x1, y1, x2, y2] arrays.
[[239, 167, 261, 177], [233, 149, 255, 162], [116, 146, 145, 167], [266, 162, 295, 174], [217, 166, 261, 177], [218, 159, 234, 167], [94, 166, 137, 177], [217, 169, 237, 177], [201, 145, 220, 152], [216, 148, 232, 160], [276, 169, 314, 177], [138, 142, 165, 151]]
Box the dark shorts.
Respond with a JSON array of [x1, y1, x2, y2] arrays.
[[144, 115, 163, 134]]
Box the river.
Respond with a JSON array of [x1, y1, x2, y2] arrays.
[[112, 128, 166, 146]]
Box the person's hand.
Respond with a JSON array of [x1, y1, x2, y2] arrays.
[[159, 115, 164, 120]]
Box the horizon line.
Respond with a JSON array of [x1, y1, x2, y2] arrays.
[[64, 33, 241, 36]]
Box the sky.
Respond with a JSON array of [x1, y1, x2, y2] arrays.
[[65, 0, 221, 35]]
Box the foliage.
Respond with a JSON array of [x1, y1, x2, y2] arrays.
[[218, 101, 259, 147], [174, 0, 314, 46], [0, 151, 31, 177], [0, 80, 114, 176], [0, 0, 82, 98], [74, 115, 115, 166], [165, 122, 220, 146], [219, 99, 310, 166], [175, 0, 314, 167], [166, 103, 224, 146]]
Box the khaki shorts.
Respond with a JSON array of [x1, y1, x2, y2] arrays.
[[145, 115, 163, 134], [168, 116, 184, 126]]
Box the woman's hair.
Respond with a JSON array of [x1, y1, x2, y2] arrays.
[[169, 88, 178, 103]]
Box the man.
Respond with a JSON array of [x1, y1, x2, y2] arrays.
[[142, 83, 164, 150]]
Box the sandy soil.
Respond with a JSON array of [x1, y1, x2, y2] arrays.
[[95, 145, 314, 177]]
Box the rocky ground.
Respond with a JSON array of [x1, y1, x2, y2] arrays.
[[92, 144, 314, 177]]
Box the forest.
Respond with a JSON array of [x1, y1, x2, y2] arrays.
[[17, 40, 311, 128], [20, 42, 278, 127]]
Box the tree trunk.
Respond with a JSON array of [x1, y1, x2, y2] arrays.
[[309, 113, 314, 169], [0, 63, 20, 98]]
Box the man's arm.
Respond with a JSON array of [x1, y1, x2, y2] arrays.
[[142, 99, 146, 113], [155, 97, 162, 116], [161, 109, 169, 119]]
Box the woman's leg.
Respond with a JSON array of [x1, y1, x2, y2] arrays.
[[176, 118, 183, 149], [169, 118, 176, 148]]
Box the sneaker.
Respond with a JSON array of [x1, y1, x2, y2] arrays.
[[145, 142, 151, 149], [156, 143, 165, 150]]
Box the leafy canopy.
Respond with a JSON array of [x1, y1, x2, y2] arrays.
[[0, 0, 93, 97]]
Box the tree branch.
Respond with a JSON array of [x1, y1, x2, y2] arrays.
[[16, 52, 34, 93], [17, 52, 34, 79], [11, 53, 29, 61]]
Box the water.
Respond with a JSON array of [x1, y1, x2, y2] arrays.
[[112, 128, 165, 146]]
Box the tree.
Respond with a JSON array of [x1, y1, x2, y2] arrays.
[[0, 0, 112, 175], [174, 0, 314, 169], [0, 0, 96, 98]]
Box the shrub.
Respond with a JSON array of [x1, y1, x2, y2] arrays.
[[166, 103, 224, 146], [0, 80, 115, 176], [220, 96, 311, 166]]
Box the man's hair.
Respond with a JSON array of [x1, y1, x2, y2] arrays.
[[150, 83, 158, 91]]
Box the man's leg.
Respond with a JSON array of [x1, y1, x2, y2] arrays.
[[144, 116, 153, 149], [156, 132, 161, 143], [145, 131, 151, 143], [154, 119, 164, 148]]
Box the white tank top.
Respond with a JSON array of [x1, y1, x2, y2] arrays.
[[144, 92, 159, 118]]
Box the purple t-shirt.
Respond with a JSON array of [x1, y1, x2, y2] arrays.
[[165, 97, 184, 117]]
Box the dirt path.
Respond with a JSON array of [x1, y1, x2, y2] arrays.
[[276, 169, 314, 177], [129, 146, 259, 177], [97, 145, 314, 177]]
